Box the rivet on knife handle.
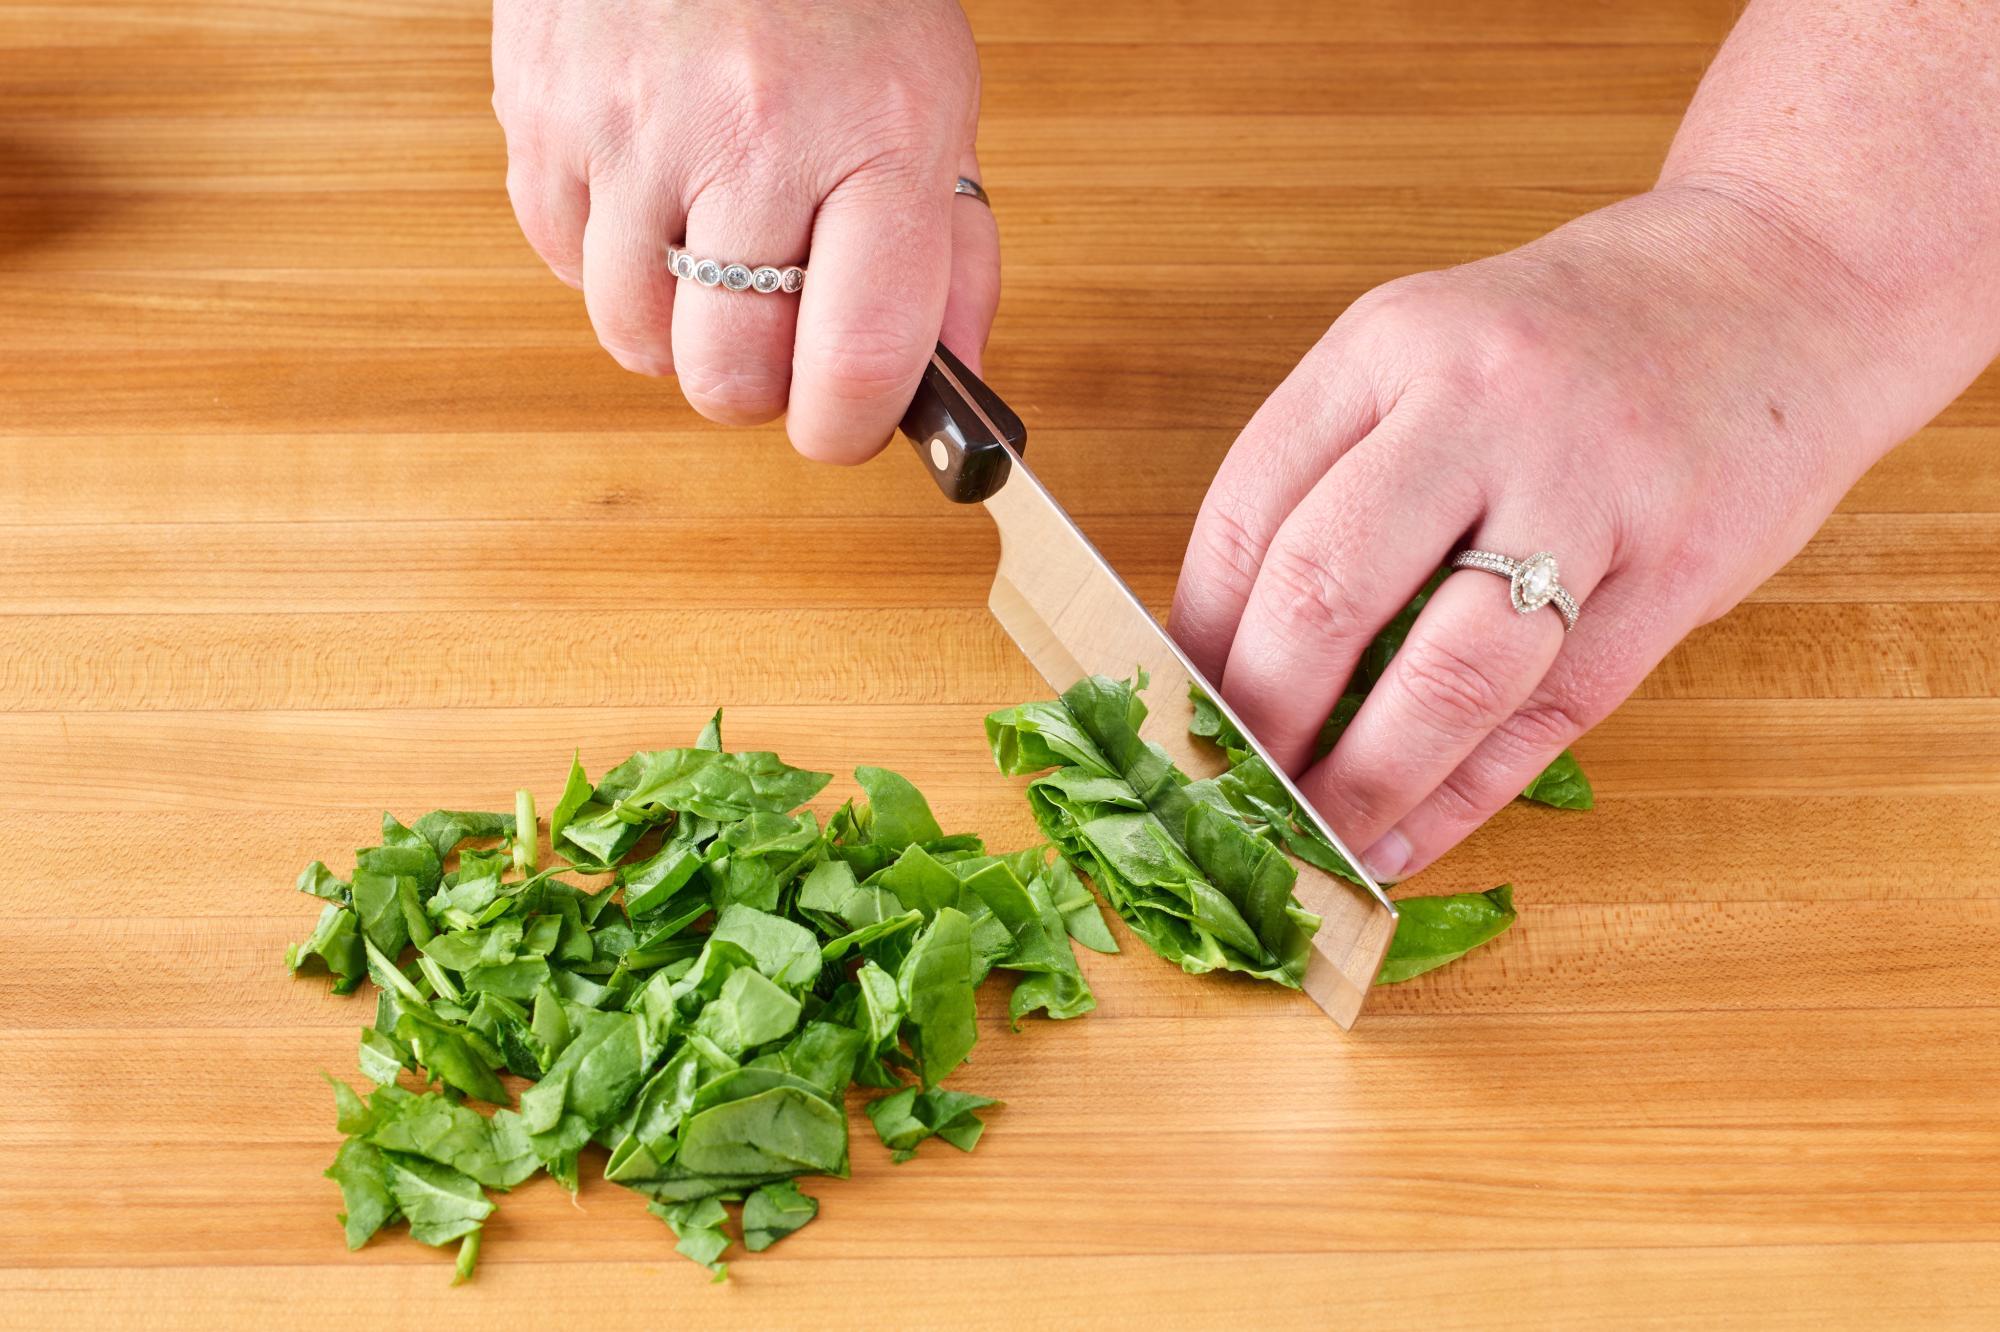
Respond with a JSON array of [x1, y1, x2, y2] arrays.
[[898, 341, 1027, 504]]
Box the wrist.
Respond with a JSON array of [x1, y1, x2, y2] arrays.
[[1573, 183, 1924, 480]]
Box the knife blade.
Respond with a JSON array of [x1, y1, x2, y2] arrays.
[[900, 343, 1398, 1028]]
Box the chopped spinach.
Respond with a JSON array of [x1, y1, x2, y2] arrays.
[[990, 570, 1596, 990], [288, 716, 1095, 1283]]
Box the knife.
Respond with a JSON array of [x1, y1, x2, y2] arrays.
[[899, 342, 1398, 1028]]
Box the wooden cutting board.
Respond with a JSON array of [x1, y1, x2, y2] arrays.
[[2, 1, 1996, 1326]]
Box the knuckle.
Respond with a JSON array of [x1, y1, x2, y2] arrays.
[[1393, 636, 1515, 737], [1255, 542, 1370, 642], [1503, 694, 1589, 753], [1429, 767, 1493, 827], [811, 324, 929, 401], [678, 360, 788, 423], [1190, 495, 1269, 590]]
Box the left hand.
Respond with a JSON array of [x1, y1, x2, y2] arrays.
[[1171, 183, 1904, 882]]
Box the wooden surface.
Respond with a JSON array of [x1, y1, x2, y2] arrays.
[[3, 1, 1998, 1327]]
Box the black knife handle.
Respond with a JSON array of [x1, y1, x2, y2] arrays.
[[898, 341, 1026, 504]]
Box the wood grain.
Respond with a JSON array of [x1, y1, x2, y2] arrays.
[[3, 1, 1996, 1328]]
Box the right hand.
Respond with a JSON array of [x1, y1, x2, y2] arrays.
[[492, 0, 998, 461]]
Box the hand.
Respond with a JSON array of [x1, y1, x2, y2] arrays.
[[492, 0, 997, 461], [1171, 184, 1903, 882]]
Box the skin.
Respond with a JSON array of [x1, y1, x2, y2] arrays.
[[497, 0, 2000, 882], [492, 0, 999, 460]]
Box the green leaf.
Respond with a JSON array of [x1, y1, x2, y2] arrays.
[[358, 1026, 408, 1085], [394, 1007, 509, 1106], [361, 1086, 539, 1188], [360, 815, 443, 895], [350, 868, 413, 958], [742, 1179, 818, 1251], [865, 1086, 999, 1162], [547, 752, 594, 847], [1520, 750, 1594, 810], [297, 861, 349, 904], [676, 1084, 848, 1177], [324, 1137, 398, 1250], [852, 765, 944, 849], [286, 902, 365, 994], [897, 908, 977, 1089], [707, 904, 821, 991], [691, 967, 803, 1057], [411, 810, 514, 862], [381, 1153, 494, 1247], [694, 709, 725, 753], [596, 748, 832, 823], [1380, 885, 1518, 983], [1042, 857, 1117, 954], [650, 1196, 731, 1277]]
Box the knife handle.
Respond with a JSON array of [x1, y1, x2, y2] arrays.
[[898, 341, 1026, 504]]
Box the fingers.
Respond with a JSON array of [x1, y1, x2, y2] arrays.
[[673, 180, 813, 424], [788, 163, 955, 463], [939, 159, 1001, 374], [1169, 342, 1394, 681], [1298, 530, 1611, 876], [506, 156, 588, 290], [1353, 570, 1662, 880], [580, 174, 685, 377], [1214, 418, 1486, 773]]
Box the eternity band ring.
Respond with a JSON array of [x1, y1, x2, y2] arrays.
[[665, 246, 804, 295], [1450, 549, 1581, 631], [665, 181, 987, 294]]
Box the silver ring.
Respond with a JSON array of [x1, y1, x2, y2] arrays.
[[1449, 549, 1580, 631], [665, 245, 804, 295], [953, 176, 990, 206]]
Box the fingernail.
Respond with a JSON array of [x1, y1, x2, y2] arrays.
[[1361, 828, 1411, 883]]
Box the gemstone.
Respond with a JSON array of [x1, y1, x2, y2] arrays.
[[721, 263, 753, 291], [693, 259, 722, 287], [751, 266, 782, 293], [1511, 552, 1559, 612], [779, 267, 805, 293], [672, 252, 693, 278]]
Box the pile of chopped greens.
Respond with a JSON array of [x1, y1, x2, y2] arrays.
[[984, 569, 1590, 989], [288, 712, 1113, 1282], [286, 577, 1590, 1282]]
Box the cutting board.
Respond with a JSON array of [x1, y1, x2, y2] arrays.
[[2, 1, 1997, 1326]]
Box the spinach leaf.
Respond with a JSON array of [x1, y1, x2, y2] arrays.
[[692, 967, 802, 1056], [742, 1179, 818, 1251], [852, 765, 944, 849], [286, 902, 365, 994], [324, 1137, 397, 1250], [676, 1084, 848, 1177], [412, 810, 514, 862], [897, 908, 978, 1088], [596, 748, 832, 823], [1521, 750, 1594, 809], [381, 1153, 493, 1247], [1378, 885, 1517, 983], [297, 861, 349, 904], [865, 1086, 999, 1162], [547, 752, 594, 848], [694, 710, 725, 753], [651, 1196, 730, 1279]]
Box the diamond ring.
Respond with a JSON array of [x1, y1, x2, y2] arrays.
[[665, 245, 805, 295], [1449, 549, 1580, 631]]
